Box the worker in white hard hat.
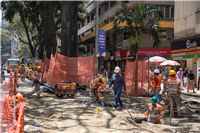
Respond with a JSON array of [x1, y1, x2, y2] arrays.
[[151, 69, 161, 104], [109, 66, 126, 111]]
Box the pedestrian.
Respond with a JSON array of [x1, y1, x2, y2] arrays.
[[162, 71, 169, 94], [198, 68, 200, 90], [152, 69, 161, 104], [28, 66, 42, 98], [166, 70, 181, 117], [19, 64, 26, 81], [176, 68, 183, 90], [187, 69, 196, 93], [27, 66, 33, 80], [183, 68, 188, 88], [109, 66, 126, 111], [145, 96, 164, 124]]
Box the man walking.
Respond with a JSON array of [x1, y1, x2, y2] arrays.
[[167, 70, 181, 117], [109, 66, 126, 111], [152, 69, 161, 104]]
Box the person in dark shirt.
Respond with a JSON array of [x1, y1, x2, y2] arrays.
[[187, 69, 196, 93]]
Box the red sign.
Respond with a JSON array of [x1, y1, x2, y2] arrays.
[[115, 48, 171, 57]]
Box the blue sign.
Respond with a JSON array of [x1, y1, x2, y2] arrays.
[[98, 30, 106, 57], [24, 54, 28, 58]]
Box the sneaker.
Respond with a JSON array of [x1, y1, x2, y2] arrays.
[[112, 107, 116, 111]]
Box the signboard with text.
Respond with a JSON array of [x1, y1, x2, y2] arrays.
[[97, 30, 106, 57]]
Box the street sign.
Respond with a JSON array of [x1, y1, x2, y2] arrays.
[[24, 54, 28, 58], [97, 30, 106, 57]]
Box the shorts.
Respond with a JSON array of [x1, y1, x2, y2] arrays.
[[163, 87, 166, 89], [184, 77, 188, 83]]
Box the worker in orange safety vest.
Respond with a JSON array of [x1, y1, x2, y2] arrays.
[[166, 70, 182, 117], [151, 69, 161, 104], [90, 77, 106, 102], [28, 66, 42, 98], [145, 96, 164, 124], [19, 64, 26, 81]]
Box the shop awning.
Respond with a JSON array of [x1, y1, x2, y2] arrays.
[[171, 54, 200, 60], [81, 21, 174, 42]]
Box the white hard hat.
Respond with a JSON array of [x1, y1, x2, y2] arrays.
[[114, 66, 120, 73], [154, 69, 160, 74]]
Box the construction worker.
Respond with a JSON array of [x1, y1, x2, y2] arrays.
[[166, 70, 181, 117], [162, 71, 169, 94], [27, 66, 33, 80], [33, 63, 37, 72], [90, 77, 106, 102], [145, 96, 164, 124], [28, 66, 42, 98], [19, 64, 26, 81], [152, 69, 161, 104]]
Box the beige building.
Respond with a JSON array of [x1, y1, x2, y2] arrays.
[[172, 1, 200, 81], [78, 1, 174, 71]]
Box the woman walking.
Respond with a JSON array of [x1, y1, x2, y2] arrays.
[[187, 69, 196, 93], [183, 68, 188, 88]]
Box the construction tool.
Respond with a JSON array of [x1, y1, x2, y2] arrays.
[[100, 92, 113, 107]]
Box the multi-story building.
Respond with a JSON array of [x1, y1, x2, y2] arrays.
[[171, 1, 200, 81], [78, 1, 174, 71]]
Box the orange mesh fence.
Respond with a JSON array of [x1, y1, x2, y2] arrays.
[[43, 52, 95, 87], [124, 59, 149, 96], [1, 72, 26, 133], [41, 57, 50, 82]]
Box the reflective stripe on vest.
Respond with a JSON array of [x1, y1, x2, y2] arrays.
[[148, 104, 160, 118]]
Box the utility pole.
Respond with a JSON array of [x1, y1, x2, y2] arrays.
[[95, 1, 99, 76]]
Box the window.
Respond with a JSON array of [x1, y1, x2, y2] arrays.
[[160, 30, 167, 40], [124, 33, 128, 40], [110, 1, 117, 7], [91, 12, 96, 20], [105, 2, 109, 11], [99, 8, 101, 15], [165, 6, 170, 18], [124, 0, 130, 3], [87, 16, 90, 23], [160, 6, 164, 17], [122, 1, 129, 4], [171, 6, 174, 18], [82, 22, 84, 27], [154, 6, 159, 17]]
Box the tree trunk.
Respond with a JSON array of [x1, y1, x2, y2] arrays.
[[134, 30, 138, 95], [61, 1, 78, 57], [41, 1, 57, 59], [21, 15, 35, 57], [38, 41, 44, 59]]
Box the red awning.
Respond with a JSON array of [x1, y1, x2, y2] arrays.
[[115, 48, 171, 57]]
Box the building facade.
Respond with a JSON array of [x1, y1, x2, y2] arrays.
[[78, 1, 174, 71], [171, 1, 200, 81]]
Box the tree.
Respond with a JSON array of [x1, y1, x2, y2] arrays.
[[110, 3, 163, 92], [61, 1, 78, 57]]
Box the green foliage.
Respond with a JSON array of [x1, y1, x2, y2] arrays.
[[17, 43, 31, 59], [1, 31, 12, 45], [110, 3, 163, 53]]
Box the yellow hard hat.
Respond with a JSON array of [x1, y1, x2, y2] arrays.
[[37, 66, 41, 70], [169, 70, 176, 76], [101, 78, 106, 84], [29, 66, 32, 69], [20, 64, 24, 66]]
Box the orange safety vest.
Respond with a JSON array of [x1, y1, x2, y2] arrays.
[[152, 75, 161, 91], [90, 78, 101, 91]]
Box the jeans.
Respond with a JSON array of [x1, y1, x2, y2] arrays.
[[113, 89, 124, 108], [154, 90, 160, 105]]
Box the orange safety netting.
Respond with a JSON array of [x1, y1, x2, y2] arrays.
[[124, 58, 149, 96], [1, 69, 26, 133], [41, 57, 50, 82], [42, 52, 95, 86]]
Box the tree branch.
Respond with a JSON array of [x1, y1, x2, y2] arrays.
[[18, 37, 29, 44]]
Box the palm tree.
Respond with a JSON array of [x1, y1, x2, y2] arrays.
[[110, 3, 163, 94]]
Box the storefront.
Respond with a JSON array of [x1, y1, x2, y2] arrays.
[[171, 36, 200, 82], [115, 48, 171, 69]]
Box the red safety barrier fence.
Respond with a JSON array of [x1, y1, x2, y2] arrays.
[[1, 70, 26, 133], [124, 58, 149, 96], [42, 52, 95, 87]]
